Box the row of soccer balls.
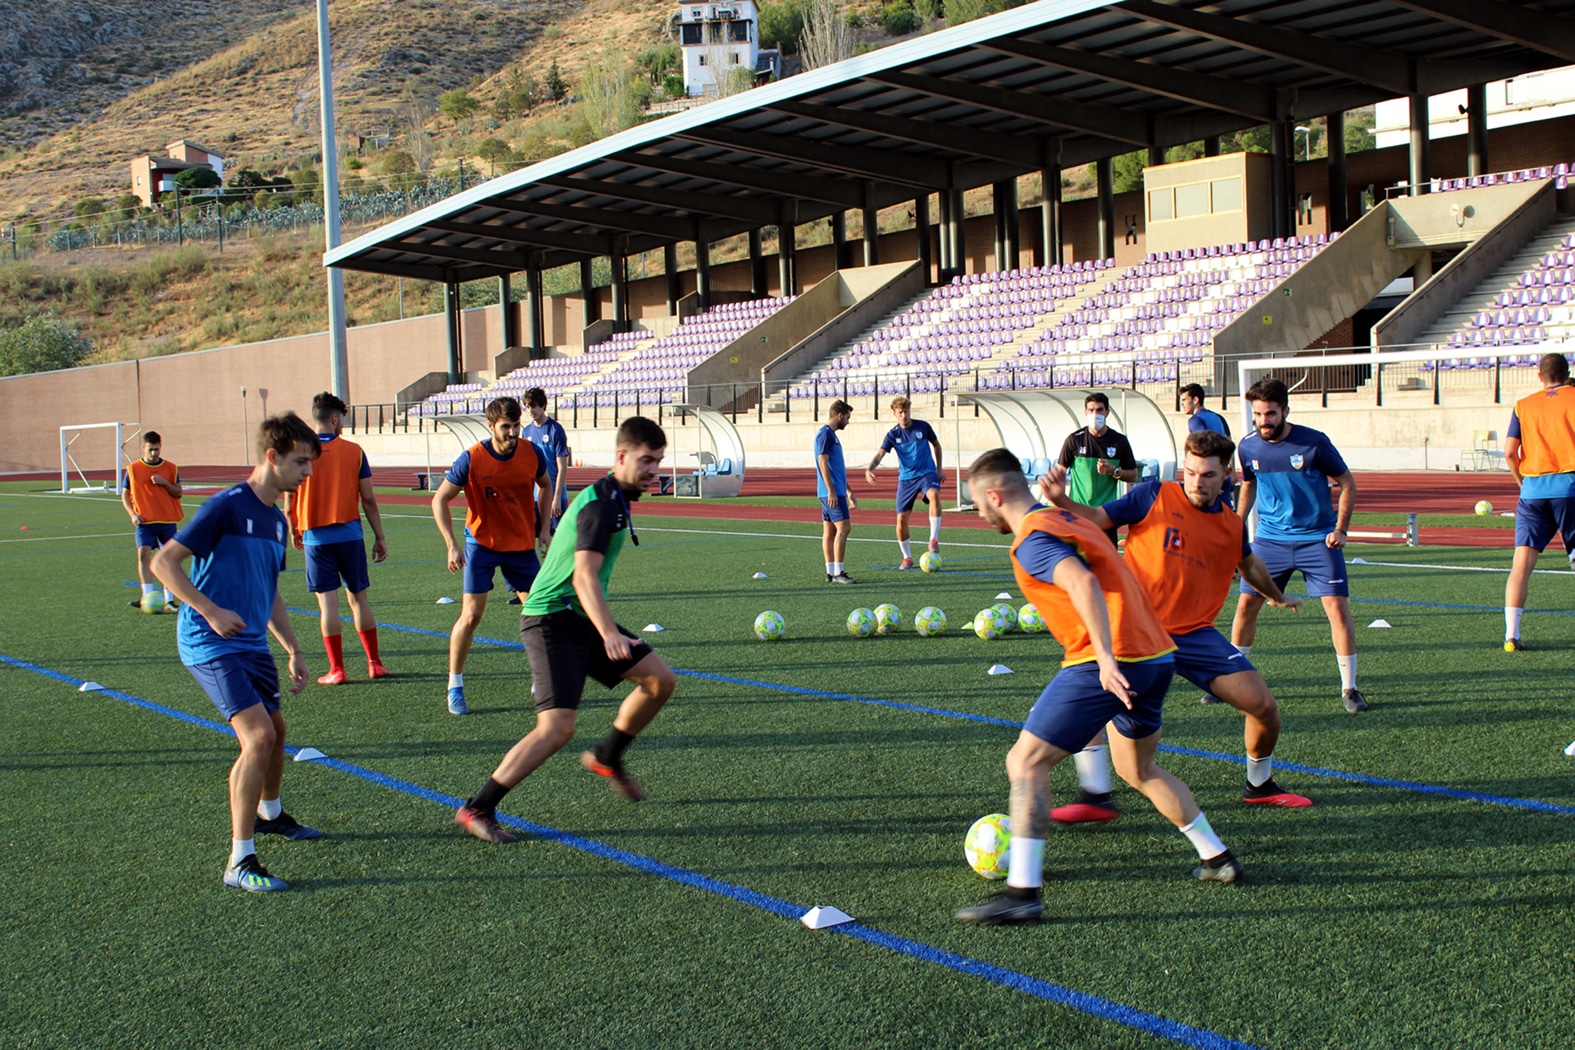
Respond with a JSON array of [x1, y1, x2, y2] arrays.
[[752, 602, 1046, 641]]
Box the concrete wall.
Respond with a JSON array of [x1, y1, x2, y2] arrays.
[[756, 262, 926, 392], [1386, 177, 1548, 249], [1143, 153, 1272, 255]]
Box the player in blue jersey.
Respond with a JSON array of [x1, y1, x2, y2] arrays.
[[865, 396, 943, 570], [522, 387, 571, 525], [152, 413, 322, 893], [1230, 379, 1367, 713], [1181, 384, 1231, 437], [816, 399, 857, 583]]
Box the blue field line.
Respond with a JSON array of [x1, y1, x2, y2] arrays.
[[0, 649, 1263, 1050]]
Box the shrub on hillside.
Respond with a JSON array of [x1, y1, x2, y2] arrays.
[[881, 2, 921, 34], [0, 315, 94, 376]]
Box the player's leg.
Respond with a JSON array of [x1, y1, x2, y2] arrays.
[[582, 648, 676, 801], [1298, 537, 1363, 710], [924, 482, 942, 554], [446, 545, 495, 714], [831, 517, 855, 583], [305, 544, 349, 685], [1050, 729, 1120, 824], [895, 509, 914, 568], [1223, 538, 1292, 700], [1208, 669, 1310, 806], [1504, 497, 1558, 650], [894, 476, 920, 568], [337, 538, 383, 678], [131, 543, 157, 606], [821, 513, 836, 581], [457, 708, 578, 843]]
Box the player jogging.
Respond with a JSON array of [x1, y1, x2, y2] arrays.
[[455, 417, 677, 843], [1041, 430, 1311, 822], [431, 396, 552, 716], [1230, 379, 1367, 713], [1503, 352, 1575, 650], [954, 449, 1241, 926], [816, 399, 858, 583], [283, 392, 388, 685], [121, 431, 183, 611], [151, 413, 321, 893], [1057, 392, 1139, 544], [865, 396, 943, 570]]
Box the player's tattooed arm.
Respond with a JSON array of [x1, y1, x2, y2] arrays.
[[1010, 776, 1051, 839], [865, 449, 885, 485]]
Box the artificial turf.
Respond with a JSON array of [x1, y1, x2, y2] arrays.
[[2, 480, 1572, 1050]]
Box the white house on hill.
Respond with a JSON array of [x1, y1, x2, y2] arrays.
[[679, 1, 777, 97]]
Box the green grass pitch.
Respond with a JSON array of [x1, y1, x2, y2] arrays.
[[2, 481, 1573, 1049]]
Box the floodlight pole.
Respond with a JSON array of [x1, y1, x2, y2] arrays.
[[316, 0, 350, 402]]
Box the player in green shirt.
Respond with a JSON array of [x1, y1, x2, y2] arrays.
[[1056, 392, 1139, 543], [454, 417, 676, 843]]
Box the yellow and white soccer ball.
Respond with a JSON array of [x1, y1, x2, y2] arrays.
[[847, 607, 877, 637], [989, 603, 1017, 632], [874, 603, 902, 635], [964, 813, 1012, 880], [1475, 500, 1494, 516], [1017, 603, 1046, 633], [919, 550, 942, 573], [140, 591, 167, 615], [973, 610, 1004, 640], [914, 606, 948, 636], [753, 610, 785, 640]]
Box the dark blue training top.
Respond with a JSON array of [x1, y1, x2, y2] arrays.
[[1238, 424, 1348, 542], [814, 425, 847, 498], [522, 417, 570, 487], [1187, 409, 1230, 436], [174, 484, 288, 666], [880, 419, 940, 480]]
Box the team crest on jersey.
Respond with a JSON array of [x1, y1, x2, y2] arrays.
[[1290, 454, 1305, 469], [1106, 446, 1116, 456]]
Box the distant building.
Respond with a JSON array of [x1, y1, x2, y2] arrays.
[[129, 140, 225, 208], [679, 1, 778, 97], [1374, 65, 1575, 148]]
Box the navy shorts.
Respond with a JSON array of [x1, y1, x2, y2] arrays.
[[821, 495, 851, 523], [464, 541, 540, 595], [1241, 538, 1349, 598], [521, 610, 654, 713], [1023, 656, 1173, 752], [1171, 626, 1256, 691], [188, 650, 281, 720], [134, 522, 177, 549], [895, 473, 939, 515], [1514, 496, 1575, 554], [304, 539, 371, 594]]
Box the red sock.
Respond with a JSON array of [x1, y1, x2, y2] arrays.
[[358, 627, 381, 663], [324, 632, 345, 673]]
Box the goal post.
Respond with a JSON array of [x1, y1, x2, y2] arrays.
[[58, 422, 139, 494]]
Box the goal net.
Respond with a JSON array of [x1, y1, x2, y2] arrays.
[[58, 422, 138, 494]]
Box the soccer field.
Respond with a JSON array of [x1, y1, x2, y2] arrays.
[[3, 481, 1573, 1050]]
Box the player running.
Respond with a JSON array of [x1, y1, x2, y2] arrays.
[[121, 431, 183, 611], [1231, 379, 1367, 713], [455, 417, 677, 843], [955, 449, 1242, 925], [816, 399, 858, 583], [431, 396, 552, 716], [1503, 352, 1575, 651], [283, 392, 388, 685], [865, 396, 943, 570], [151, 413, 321, 893], [1041, 429, 1311, 820]]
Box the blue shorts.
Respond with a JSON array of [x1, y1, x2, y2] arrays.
[[895, 474, 939, 515], [134, 522, 178, 549], [1023, 656, 1173, 752], [1170, 626, 1256, 691], [1242, 538, 1349, 598], [464, 542, 540, 595], [188, 650, 281, 720], [820, 495, 851, 523], [304, 539, 371, 594], [1514, 497, 1575, 554]]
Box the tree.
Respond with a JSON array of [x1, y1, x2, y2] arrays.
[[438, 88, 480, 126], [944, 0, 997, 25], [74, 198, 107, 220], [759, 1, 809, 52], [546, 60, 568, 101], [115, 193, 142, 221], [1111, 150, 1146, 193], [494, 69, 540, 120], [290, 166, 323, 205], [881, 1, 921, 35], [799, 0, 853, 70], [0, 315, 94, 377], [579, 62, 643, 138], [635, 44, 680, 84], [475, 137, 516, 176], [913, 0, 940, 29], [173, 166, 222, 190]]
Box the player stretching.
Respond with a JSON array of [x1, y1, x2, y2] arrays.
[[121, 431, 183, 610], [431, 396, 552, 715], [865, 396, 943, 570], [151, 414, 321, 893], [1504, 353, 1575, 650], [816, 399, 858, 583], [284, 393, 388, 684], [1231, 379, 1367, 713], [455, 417, 677, 843], [1042, 430, 1311, 821], [955, 449, 1241, 925]]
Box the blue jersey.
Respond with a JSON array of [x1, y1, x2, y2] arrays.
[[1239, 424, 1348, 542], [173, 484, 288, 666], [302, 433, 372, 545], [1188, 409, 1230, 437], [522, 417, 570, 487], [880, 419, 939, 480], [814, 425, 847, 498]]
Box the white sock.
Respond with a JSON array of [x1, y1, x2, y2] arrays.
[[1505, 607, 1523, 640], [832, 562, 844, 576], [1005, 836, 1045, 889], [258, 797, 282, 820], [1074, 745, 1112, 795], [1180, 812, 1226, 860], [230, 838, 255, 865], [1337, 654, 1357, 690], [142, 583, 157, 595], [164, 589, 175, 603], [1246, 755, 1272, 787], [1234, 644, 1251, 658], [826, 561, 836, 575], [898, 539, 912, 558], [929, 518, 941, 541], [448, 672, 464, 689]]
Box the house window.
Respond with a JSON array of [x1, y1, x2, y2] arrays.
[[681, 23, 702, 43], [730, 51, 741, 64], [1210, 177, 1243, 214], [698, 54, 707, 66], [1175, 181, 1210, 219], [1148, 188, 1173, 222]]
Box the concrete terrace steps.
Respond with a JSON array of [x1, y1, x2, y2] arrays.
[[1417, 215, 1575, 344]]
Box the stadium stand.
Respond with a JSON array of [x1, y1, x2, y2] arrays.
[[1431, 163, 1572, 194]]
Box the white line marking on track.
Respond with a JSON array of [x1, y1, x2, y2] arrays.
[[0, 532, 129, 544], [1353, 559, 1573, 576]]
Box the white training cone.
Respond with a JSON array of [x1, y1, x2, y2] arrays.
[[1367, 619, 1393, 628], [1349, 557, 1368, 565], [293, 747, 328, 762], [987, 664, 1014, 675], [643, 624, 665, 633], [1564, 740, 1575, 757], [801, 905, 855, 929], [994, 592, 1013, 601], [436, 597, 455, 605], [753, 572, 768, 579], [78, 682, 105, 693]]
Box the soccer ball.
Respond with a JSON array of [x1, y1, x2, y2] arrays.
[[964, 813, 1012, 880], [919, 550, 942, 573], [847, 607, 877, 637], [754, 610, 785, 640], [989, 603, 1017, 632], [914, 606, 948, 636], [874, 603, 902, 635], [1017, 603, 1046, 633], [972, 610, 1003, 640], [139, 591, 167, 615], [1475, 500, 1493, 516]]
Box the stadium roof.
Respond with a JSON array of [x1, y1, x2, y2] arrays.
[[325, 0, 1575, 282]]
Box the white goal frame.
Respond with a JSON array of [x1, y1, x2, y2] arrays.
[[58, 422, 138, 494]]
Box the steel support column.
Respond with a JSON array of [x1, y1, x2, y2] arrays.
[[862, 182, 880, 266], [664, 243, 681, 315], [778, 201, 797, 296], [580, 258, 599, 328], [1204, 135, 1221, 157], [527, 268, 545, 357], [444, 280, 462, 382], [830, 212, 846, 271], [611, 251, 629, 332], [1270, 120, 1291, 237], [1326, 111, 1348, 232], [949, 188, 967, 277], [498, 274, 516, 348], [1409, 93, 1431, 195], [1096, 159, 1115, 260], [915, 194, 932, 281], [1467, 84, 1489, 176], [936, 190, 953, 280], [695, 234, 712, 311], [749, 228, 766, 297], [1039, 167, 1062, 266]]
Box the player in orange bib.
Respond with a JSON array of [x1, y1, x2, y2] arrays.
[[954, 449, 1241, 926], [1041, 429, 1312, 819], [120, 431, 184, 611]]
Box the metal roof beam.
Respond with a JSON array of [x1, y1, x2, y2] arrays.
[[425, 218, 608, 257], [617, 151, 866, 208], [478, 198, 693, 241], [1386, 0, 1575, 64], [870, 70, 1152, 146], [392, 239, 533, 269], [539, 176, 780, 224], [334, 256, 461, 282], [765, 99, 1043, 167], [677, 125, 949, 187]]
